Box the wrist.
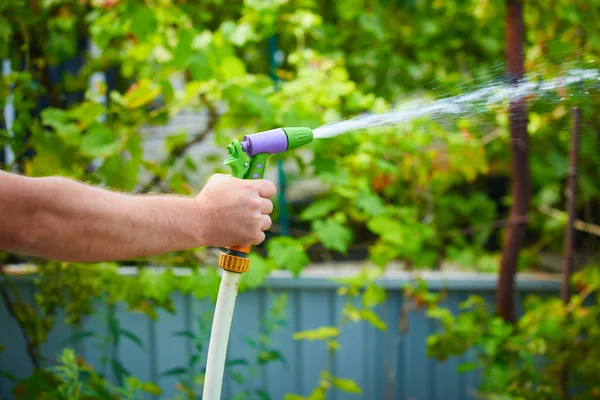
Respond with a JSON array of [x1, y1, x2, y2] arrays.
[[176, 196, 211, 249]]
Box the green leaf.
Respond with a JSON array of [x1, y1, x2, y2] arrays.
[[98, 154, 140, 191], [231, 371, 244, 384], [130, 4, 157, 40], [255, 389, 271, 400], [293, 326, 339, 341], [190, 268, 221, 302], [425, 306, 454, 324], [189, 52, 211, 81], [173, 28, 195, 69], [120, 329, 144, 349], [457, 361, 478, 373], [367, 216, 405, 246], [109, 315, 120, 347], [362, 284, 386, 308], [41, 108, 69, 127], [161, 367, 187, 377], [189, 354, 200, 368], [0, 370, 17, 382], [0, 16, 11, 58], [244, 338, 257, 348], [300, 197, 340, 220], [123, 79, 161, 108], [139, 268, 173, 302], [80, 124, 120, 158], [284, 394, 308, 400], [525, 338, 547, 355], [165, 132, 188, 153], [229, 22, 256, 46], [126, 375, 142, 390], [141, 382, 162, 395], [267, 237, 310, 276], [359, 309, 387, 331], [111, 359, 130, 386], [257, 350, 285, 365], [61, 330, 95, 346], [225, 358, 249, 367], [312, 219, 353, 253], [323, 372, 362, 394], [174, 330, 196, 340], [356, 192, 385, 216], [41, 108, 80, 143], [240, 253, 273, 290], [219, 55, 246, 80], [67, 102, 106, 130]]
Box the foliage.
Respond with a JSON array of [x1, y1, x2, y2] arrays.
[[1, 0, 600, 398], [5, 294, 287, 400], [10, 348, 161, 400], [285, 267, 387, 399], [405, 265, 600, 399]]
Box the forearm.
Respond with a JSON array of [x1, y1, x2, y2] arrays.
[[0, 172, 203, 262]]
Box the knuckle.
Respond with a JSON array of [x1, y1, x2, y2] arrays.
[[249, 198, 262, 209]]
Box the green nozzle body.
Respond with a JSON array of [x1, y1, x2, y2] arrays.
[[282, 127, 313, 151]]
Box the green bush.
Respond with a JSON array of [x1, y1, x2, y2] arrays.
[[1, 0, 600, 398], [406, 265, 600, 399]]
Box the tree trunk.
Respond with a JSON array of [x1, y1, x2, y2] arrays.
[[496, 0, 530, 323]]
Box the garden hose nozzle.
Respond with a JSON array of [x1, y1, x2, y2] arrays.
[[217, 127, 313, 272], [203, 127, 313, 400]]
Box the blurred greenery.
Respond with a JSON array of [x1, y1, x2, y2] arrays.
[[406, 265, 600, 399], [1, 0, 600, 398]]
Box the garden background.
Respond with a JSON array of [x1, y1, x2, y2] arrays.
[[1, 0, 600, 399]]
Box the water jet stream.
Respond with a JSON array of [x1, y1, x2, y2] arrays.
[[313, 68, 599, 139]]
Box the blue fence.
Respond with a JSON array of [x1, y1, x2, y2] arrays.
[[0, 267, 561, 400]]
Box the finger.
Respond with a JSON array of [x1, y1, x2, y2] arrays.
[[254, 179, 277, 198], [261, 199, 273, 214], [261, 215, 272, 231], [252, 231, 266, 246]]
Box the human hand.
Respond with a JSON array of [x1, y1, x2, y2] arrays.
[[194, 174, 276, 248]]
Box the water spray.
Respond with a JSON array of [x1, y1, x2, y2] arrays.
[[202, 127, 313, 400]]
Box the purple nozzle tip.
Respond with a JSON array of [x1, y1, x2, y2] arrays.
[[241, 128, 289, 156]]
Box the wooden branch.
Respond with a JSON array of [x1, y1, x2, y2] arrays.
[[457, 216, 528, 236], [562, 106, 580, 303], [539, 204, 600, 238], [141, 96, 219, 193]]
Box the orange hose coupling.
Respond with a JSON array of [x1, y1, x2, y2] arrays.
[[219, 251, 250, 273]]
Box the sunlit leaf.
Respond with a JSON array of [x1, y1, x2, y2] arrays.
[[293, 326, 339, 341], [80, 124, 120, 158]]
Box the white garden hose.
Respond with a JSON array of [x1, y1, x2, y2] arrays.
[[203, 254, 247, 399]]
